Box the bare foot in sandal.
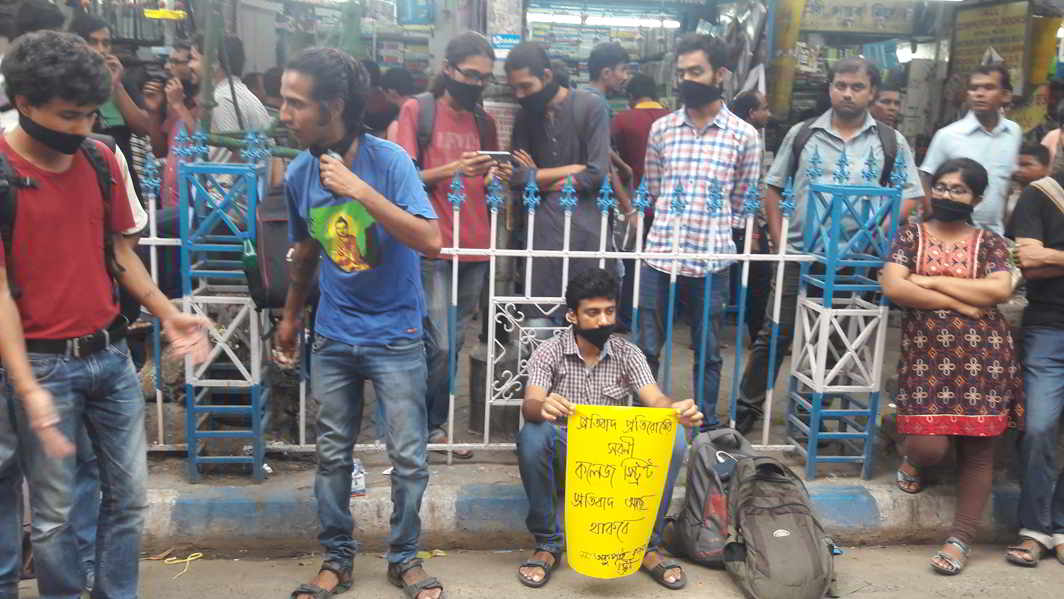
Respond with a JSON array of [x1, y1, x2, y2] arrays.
[[1006, 538, 1046, 567], [293, 570, 339, 599], [400, 564, 442, 599], [896, 458, 923, 494], [518, 550, 557, 586], [642, 551, 685, 588]]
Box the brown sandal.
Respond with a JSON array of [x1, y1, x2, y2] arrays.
[[1006, 537, 1047, 567]]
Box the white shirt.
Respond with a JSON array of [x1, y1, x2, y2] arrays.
[[919, 111, 1022, 235]]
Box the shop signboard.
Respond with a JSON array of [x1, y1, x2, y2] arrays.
[[800, 0, 916, 35], [952, 1, 1031, 96], [491, 33, 521, 59], [397, 0, 434, 26]]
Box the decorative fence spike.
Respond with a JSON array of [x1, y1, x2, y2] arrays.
[[709, 179, 726, 213], [832, 147, 850, 184], [522, 177, 541, 212], [447, 170, 466, 208], [742, 184, 761, 216], [781, 176, 797, 217], [890, 148, 908, 189], [807, 146, 824, 181], [861, 148, 879, 183], [670, 180, 687, 214], [596, 176, 615, 213], [633, 179, 651, 213], [559, 175, 578, 211], [485, 176, 504, 212]]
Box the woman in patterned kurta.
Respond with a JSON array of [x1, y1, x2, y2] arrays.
[[882, 158, 1023, 576]]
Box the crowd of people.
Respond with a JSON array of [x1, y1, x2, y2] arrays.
[[0, 1, 1062, 598]]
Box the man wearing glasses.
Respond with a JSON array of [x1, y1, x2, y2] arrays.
[[394, 32, 511, 456]]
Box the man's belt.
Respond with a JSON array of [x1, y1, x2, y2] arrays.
[[26, 318, 129, 359]]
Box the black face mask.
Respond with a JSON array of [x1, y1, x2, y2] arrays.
[[930, 197, 975, 223], [309, 121, 360, 158], [575, 323, 616, 350], [443, 74, 484, 111], [19, 111, 86, 155], [679, 80, 723, 109], [518, 79, 560, 114]]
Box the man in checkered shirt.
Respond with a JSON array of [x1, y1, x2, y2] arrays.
[[514, 268, 703, 591], [635, 34, 762, 432]]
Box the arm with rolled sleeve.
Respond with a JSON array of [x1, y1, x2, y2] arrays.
[[762, 123, 801, 249]]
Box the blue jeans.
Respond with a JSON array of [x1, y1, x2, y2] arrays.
[[73, 426, 100, 581], [634, 265, 729, 429], [421, 258, 488, 433], [516, 420, 686, 553], [311, 335, 429, 566], [0, 339, 147, 599], [1017, 326, 1064, 549]]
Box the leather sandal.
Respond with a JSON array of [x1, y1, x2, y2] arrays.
[[288, 561, 353, 598], [387, 558, 445, 599], [930, 537, 970, 575], [641, 552, 687, 590], [1006, 537, 1047, 567], [517, 547, 561, 588]]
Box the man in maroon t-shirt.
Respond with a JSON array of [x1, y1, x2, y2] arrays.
[[395, 32, 511, 456], [0, 31, 208, 599], [611, 73, 671, 190]]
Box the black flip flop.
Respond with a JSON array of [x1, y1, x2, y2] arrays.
[[641, 557, 687, 590]]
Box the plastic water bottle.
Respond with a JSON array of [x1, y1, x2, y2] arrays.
[[351, 458, 366, 497]]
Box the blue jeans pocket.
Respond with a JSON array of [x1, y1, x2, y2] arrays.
[[105, 340, 131, 360], [384, 338, 424, 353], [28, 355, 62, 382]]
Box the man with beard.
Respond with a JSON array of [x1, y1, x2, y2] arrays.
[[733, 56, 922, 434], [515, 268, 702, 589], [272, 47, 445, 599], [634, 34, 761, 432], [143, 39, 203, 210], [505, 41, 610, 304]]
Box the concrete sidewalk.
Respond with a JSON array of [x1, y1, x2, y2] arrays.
[[141, 451, 1025, 556]]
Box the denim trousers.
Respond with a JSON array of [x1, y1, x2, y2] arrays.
[[0, 340, 147, 599], [1017, 326, 1064, 549], [421, 258, 489, 433], [516, 420, 686, 553], [311, 335, 429, 566], [634, 264, 729, 429]]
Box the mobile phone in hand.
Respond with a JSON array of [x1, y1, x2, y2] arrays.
[[476, 150, 513, 162]]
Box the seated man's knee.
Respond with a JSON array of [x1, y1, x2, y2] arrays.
[[517, 421, 555, 458]]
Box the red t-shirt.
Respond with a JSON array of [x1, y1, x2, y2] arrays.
[[611, 104, 671, 185], [394, 96, 498, 261], [0, 136, 135, 339]]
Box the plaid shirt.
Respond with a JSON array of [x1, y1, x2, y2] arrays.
[[643, 106, 762, 277], [527, 328, 658, 409]]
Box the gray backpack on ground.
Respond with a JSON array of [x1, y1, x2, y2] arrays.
[[666, 429, 757, 567], [723, 456, 836, 599]]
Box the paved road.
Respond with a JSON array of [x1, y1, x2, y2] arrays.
[[18, 545, 1064, 598]]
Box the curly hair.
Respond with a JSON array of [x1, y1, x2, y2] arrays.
[[565, 268, 619, 312], [2, 30, 111, 108], [286, 47, 369, 134]]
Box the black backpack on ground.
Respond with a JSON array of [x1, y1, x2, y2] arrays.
[[666, 428, 757, 567], [786, 117, 898, 187], [0, 134, 141, 326], [723, 456, 837, 599]]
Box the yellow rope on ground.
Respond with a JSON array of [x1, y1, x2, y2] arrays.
[[163, 552, 204, 579]]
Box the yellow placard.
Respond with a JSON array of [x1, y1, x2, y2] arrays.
[[143, 9, 187, 21], [565, 405, 677, 579]]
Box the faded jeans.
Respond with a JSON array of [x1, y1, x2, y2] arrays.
[[0, 340, 147, 599], [311, 335, 429, 565], [1017, 326, 1064, 549], [421, 258, 489, 433]]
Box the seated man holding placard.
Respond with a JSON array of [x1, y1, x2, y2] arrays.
[[516, 268, 703, 590]]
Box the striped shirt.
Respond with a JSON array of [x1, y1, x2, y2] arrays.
[[643, 106, 762, 277], [527, 327, 657, 410]]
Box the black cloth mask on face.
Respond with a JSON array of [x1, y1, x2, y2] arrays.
[[518, 79, 560, 114], [679, 80, 722, 109], [575, 323, 616, 350], [19, 111, 86, 155], [443, 74, 484, 111], [929, 197, 975, 223]]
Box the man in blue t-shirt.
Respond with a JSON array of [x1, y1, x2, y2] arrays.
[[273, 48, 445, 599]]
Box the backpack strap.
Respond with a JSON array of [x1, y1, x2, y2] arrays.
[[79, 137, 122, 282], [472, 105, 495, 151], [875, 119, 898, 187], [414, 91, 437, 169], [786, 117, 818, 185], [0, 152, 36, 299], [1030, 175, 1064, 215]]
